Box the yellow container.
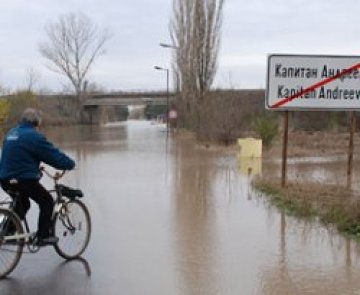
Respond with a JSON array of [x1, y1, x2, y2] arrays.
[[237, 138, 262, 158], [237, 156, 262, 176]]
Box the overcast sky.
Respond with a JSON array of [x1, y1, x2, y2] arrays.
[[0, 0, 359, 93]]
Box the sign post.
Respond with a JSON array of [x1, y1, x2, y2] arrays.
[[347, 112, 356, 189], [281, 111, 289, 187], [266, 54, 360, 188]]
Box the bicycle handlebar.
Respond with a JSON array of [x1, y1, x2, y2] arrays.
[[40, 167, 66, 181]]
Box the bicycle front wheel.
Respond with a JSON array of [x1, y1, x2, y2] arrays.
[[53, 199, 91, 259], [0, 208, 24, 279]]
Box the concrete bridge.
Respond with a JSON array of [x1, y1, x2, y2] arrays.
[[82, 91, 176, 123], [83, 91, 175, 106]]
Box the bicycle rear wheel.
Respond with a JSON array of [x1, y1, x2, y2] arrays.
[[53, 199, 91, 259], [0, 208, 24, 279]]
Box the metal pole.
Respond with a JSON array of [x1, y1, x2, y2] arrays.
[[347, 111, 356, 189], [281, 111, 289, 188]]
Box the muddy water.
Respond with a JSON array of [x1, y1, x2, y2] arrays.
[[1, 121, 360, 295]]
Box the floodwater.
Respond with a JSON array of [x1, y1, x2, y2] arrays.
[[1, 120, 360, 294]]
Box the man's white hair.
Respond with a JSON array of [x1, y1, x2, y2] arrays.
[[20, 108, 42, 126]]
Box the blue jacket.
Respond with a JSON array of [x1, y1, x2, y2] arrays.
[[0, 123, 75, 180]]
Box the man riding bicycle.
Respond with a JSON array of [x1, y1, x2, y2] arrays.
[[0, 108, 75, 246]]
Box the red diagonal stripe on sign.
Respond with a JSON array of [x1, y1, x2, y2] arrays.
[[271, 62, 360, 109]]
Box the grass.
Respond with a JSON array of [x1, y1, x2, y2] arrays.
[[253, 178, 360, 238]]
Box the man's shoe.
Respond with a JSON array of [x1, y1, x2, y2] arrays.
[[36, 236, 59, 246]]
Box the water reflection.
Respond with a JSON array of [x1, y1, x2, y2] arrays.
[[61, 257, 92, 277], [5, 121, 360, 294], [257, 208, 360, 295], [0, 257, 91, 295], [44, 123, 128, 145], [262, 156, 360, 189], [172, 138, 220, 294], [169, 132, 360, 293], [237, 156, 262, 178]]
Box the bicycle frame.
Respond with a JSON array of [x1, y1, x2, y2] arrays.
[[0, 169, 73, 248], [0, 168, 90, 279]]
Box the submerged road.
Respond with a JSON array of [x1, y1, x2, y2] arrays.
[[1, 121, 360, 295]]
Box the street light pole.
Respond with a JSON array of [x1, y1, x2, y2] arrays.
[[159, 42, 179, 112], [157, 43, 178, 131], [154, 66, 169, 131]]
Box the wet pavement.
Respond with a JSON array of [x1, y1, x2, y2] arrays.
[[1, 121, 360, 294]]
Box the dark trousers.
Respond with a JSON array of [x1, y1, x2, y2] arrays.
[[0, 180, 54, 238]]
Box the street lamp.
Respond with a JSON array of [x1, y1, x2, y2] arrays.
[[159, 42, 179, 49], [159, 42, 180, 106], [154, 66, 169, 131]]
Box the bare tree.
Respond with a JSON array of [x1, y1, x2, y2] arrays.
[[170, 0, 225, 132], [170, 0, 198, 129], [39, 13, 111, 119], [25, 67, 40, 92]]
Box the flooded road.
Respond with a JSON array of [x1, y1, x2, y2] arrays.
[[1, 120, 360, 294]]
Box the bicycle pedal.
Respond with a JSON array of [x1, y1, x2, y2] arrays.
[[35, 236, 59, 246]]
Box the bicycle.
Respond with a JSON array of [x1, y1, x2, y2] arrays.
[[0, 168, 91, 279]]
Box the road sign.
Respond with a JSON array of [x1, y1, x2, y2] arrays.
[[266, 54, 360, 110]]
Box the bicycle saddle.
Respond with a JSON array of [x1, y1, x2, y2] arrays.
[[57, 184, 83, 199]]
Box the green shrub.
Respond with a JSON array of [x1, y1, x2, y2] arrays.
[[253, 114, 279, 148]]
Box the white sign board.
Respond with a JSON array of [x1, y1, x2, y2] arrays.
[[266, 54, 360, 110]]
